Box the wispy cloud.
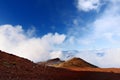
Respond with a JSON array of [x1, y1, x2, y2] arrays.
[[87, 0, 120, 48], [68, 0, 120, 49]]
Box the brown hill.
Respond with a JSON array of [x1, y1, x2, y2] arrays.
[[56, 57, 98, 68], [0, 50, 35, 69], [1, 50, 120, 80]]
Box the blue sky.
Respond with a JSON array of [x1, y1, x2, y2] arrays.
[[0, 0, 101, 36], [1, 0, 120, 67], [0, 0, 77, 35]]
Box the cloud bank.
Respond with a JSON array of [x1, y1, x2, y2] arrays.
[[0, 24, 66, 62]]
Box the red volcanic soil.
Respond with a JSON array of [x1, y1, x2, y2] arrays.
[[0, 50, 120, 80]]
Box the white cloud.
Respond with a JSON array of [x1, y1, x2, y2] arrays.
[[0, 24, 66, 62], [77, 0, 101, 11], [70, 0, 120, 48], [91, 0, 120, 45]]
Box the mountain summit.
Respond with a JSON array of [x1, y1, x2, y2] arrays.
[[56, 57, 98, 68]]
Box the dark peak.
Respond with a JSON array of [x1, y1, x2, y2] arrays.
[[47, 58, 61, 62], [37, 58, 64, 66]]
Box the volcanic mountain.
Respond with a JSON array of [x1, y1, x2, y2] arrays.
[[1, 50, 120, 80], [56, 57, 98, 68]]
